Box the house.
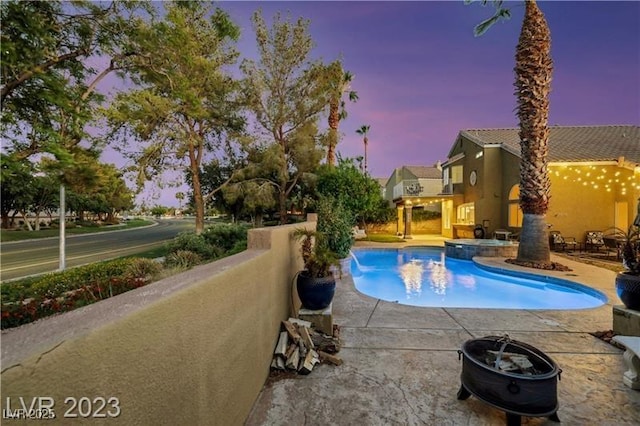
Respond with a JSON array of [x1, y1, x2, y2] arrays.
[[440, 125, 640, 241], [383, 165, 444, 238]]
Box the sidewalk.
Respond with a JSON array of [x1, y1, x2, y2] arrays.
[[246, 242, 640, 425]]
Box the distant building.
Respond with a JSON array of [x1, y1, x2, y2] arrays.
[[383, 164, 444, 238], [440, 125, 640, 240]]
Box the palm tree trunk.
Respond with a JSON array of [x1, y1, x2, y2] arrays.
[[327, 99, 339, 166], [514, 0, 553, 265], [364, 137, 368, 173]]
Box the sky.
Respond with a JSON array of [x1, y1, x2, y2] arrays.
[[102, 1, 640, 207]]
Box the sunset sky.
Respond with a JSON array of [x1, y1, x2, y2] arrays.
[[108, 1, 640, 206]]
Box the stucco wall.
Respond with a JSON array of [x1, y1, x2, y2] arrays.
[[1, 220, 312, 425]]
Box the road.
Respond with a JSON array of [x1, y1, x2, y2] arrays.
[[0, 219, 195, 282]]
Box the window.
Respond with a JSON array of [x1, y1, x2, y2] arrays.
[[508, 185, 523, 227], [451, 165, 463, 184], [443, 200, 452, 229], [443, 168, 449, 185], [456, 202, 475, 224]]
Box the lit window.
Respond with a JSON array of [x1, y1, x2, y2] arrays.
[[456, 202, 475, 224], [508, 185, 523, 227], [451, 165, 463, 184]]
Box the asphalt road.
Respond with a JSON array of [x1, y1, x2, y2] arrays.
[[0, 219, 195, 282]]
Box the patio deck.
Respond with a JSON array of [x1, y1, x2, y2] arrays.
[[246, 236, 640, 425]]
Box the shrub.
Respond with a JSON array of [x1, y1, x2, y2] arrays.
[[166, 232, 218, 259], [1, 258, 149, 329], [316, 196, 355, 259], [164, 250, 201, 269], [202, 223, 248, 252], [124, 258, 163, 281], [77, 220, 100, 227]]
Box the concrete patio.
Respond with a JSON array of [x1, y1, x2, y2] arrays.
[[246, 237, 640, 425]]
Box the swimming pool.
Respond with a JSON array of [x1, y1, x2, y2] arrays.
[[351, 247, 606, 309]]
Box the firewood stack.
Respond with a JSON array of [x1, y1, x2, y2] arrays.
[[270, 318, 342, 375]]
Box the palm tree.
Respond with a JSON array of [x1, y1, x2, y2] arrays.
[[356, 125, 370, 173], [471, 0, 553, 266], [327, 60, 358, 167], [512, 0, 553, 265]]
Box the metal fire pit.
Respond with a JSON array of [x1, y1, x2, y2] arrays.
[[457, 335, 562, 426]]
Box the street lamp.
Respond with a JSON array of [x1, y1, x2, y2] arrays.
[[59, 183, 66, 270]]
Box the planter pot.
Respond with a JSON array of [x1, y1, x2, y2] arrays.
[[297, 271, 336, 311], [335, 255, 351, 278], [615, 272, 640, 310]]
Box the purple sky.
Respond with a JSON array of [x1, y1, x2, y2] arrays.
[[104, 1, 640, 206]]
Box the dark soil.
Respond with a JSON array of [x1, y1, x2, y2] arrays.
[[506, 258, 572, 272]]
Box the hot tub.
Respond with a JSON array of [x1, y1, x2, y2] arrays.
[[445, 239, 518, 260]]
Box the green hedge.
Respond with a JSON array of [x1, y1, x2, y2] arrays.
[[1, 258, 160, 329], [1, 224, 249, 330]]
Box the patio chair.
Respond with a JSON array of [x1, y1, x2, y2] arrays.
[[585, 231, 605, 252], [493, 229, 511, 240], [549, 231, 578, 252], [352, 226, 367, 240]]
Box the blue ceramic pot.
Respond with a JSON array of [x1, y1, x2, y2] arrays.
[[296, 271, 336, 311], [615, 272, 640, 310]]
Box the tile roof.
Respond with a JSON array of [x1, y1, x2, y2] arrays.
[[403, 165, 442, 179], [459, 125, 640, 163]]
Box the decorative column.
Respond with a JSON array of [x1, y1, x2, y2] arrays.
[[404, 201, 413, 240], [396, 205, 405, 236]]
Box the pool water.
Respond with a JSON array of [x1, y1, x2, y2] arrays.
[[351, 247, 606, 309]]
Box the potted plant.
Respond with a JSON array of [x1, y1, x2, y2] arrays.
[[293, 228, 339, 311], [316, 196, 355, 276], [616, 225, 640, 310]]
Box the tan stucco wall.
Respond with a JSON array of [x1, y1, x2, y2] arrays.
[[1, 221, 312, 425], [547, 165, 639, 240]]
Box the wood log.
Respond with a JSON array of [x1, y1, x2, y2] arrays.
[[298, 349, 320, 375], [286, 347, 300, 370], [298, 325, 315, 349], [271, 356, 285, 370], [298, 339, 308, 359], [288, 317, 312, 328], [285, 343, 297, 360], [311, 329, 339, 354], [282, 320, 301, 342], [318, 350, 343, 366], [274, 331, 288, 357]]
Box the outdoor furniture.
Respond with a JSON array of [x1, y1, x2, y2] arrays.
[[603, 228, 626, 259], [493, 229, 511, 241], [549, 231, 578, 252], [603, 236, 624, 259], [352, 226, 367, 240], [611, 335, 640, 390], [585, 231, 605, 252]]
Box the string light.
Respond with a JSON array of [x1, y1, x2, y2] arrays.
[[547, 164, 640, 196]]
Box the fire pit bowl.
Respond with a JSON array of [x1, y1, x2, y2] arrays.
[[457, 335, 561, 426]]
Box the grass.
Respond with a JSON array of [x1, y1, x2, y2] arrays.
[[120, 245, 170, 260], [1, 219, 154, 242], [362, 233, 406, 243]]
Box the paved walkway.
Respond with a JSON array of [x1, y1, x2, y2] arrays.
[[246, 237, 640, 425]]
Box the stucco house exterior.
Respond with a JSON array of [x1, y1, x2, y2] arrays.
[[384, 165, 444, 237], [440, 125, 640, 242]]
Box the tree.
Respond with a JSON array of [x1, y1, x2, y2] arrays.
[[0, 154, 34, 229], [241, 11, 331, 224], [1, 0, 150, 162], [469, 0, 554, 266], [326, 60, 357, 167], [355, 125, 371, 173], [105, 2, 244, 234], [316, 158, 385, 227], [31, 174, 59, 230]]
